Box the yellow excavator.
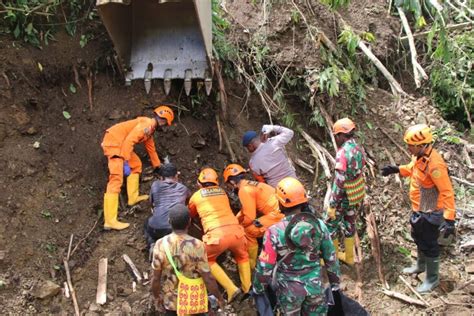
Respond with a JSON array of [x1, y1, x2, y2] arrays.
[[97, 0, 213, 95]]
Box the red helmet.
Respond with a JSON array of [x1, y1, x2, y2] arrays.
[[198, 168, 219, 185], [153, 105, 174, 126], [275, 177, 308, 208], [223, 164, 247, 183]]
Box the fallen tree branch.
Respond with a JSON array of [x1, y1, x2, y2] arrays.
[[397, 7, 428, 88], [381, 289, 428, 307], [122, 254, 143, 283], [378, 126, 411, 158], [295, 158, 315, 174], [86, 69, 93, 110], [301, 131, 331, 179], [452, 176, 474, 187], [400, 22, 474, 41], [365, 204, 387, 288], [214, 61, 228, 120], [216, 113, 237, 162], [399, 275, 430, 306], [317, 103, 338, 153], [64, 259, 80, 316], [70, 218, 99, 257]]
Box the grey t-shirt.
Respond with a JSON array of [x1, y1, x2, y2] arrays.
[[148, 180, 191, 230], [249, 125, 297, 188]]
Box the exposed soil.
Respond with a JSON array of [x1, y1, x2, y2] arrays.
[[0, 1, 473, 315]]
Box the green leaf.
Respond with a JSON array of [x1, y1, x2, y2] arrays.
[[397, 246, 411, 257], [62, 111, 71, 120], [69, 84, 76, 94], [366, 122, 373, 129]]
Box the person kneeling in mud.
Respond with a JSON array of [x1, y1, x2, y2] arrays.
[[253, 177, 341, 315], [144, 163, 190, 252]]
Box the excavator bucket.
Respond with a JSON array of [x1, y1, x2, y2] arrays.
[[96, 0, 213, 95]]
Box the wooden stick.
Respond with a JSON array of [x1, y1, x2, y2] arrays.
[[2, 71, 10, 88], [63, 282, 70, 298], [301, 131, 331, 178], [86, 70, 93, 110], [365, 204, 387, 288], [214, 61, 228, 120], [72, 65, 82, 89], [66, 234, 74, 262], [397, 7, 428, 88], [295, 158, 315, 174], [70, 218, 99, 257], [122, 254, 143, 283], [96, 258, 108, 305], [64, 259, 80, 316], [378, 126, 411, 158], [218, 116, 237, 162], [216, 115, 223, 153], [381, 289, 428, 307], [452, 176, 474, 187], [399, 275, 430, 306], [318, 103, 338, 153], [400, 22, 473, 41]]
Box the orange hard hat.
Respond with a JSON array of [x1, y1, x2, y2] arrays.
[[223, 164, 247, 183], [403, 124, 433, 145], [275, 177, 308, 208], [333, 118, 356, 135], [198, 168, 219, 185], [153, 105, 174, 126]]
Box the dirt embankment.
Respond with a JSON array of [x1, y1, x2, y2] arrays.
[[0, 0, 473, 315]]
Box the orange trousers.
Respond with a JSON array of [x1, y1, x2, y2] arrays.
[[244, 212, 284, 247], [203, 225, 248, 264], [104, 151, 143, 194]]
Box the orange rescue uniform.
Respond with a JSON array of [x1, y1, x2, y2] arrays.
[[188, 186, 248, 264], [399, 147, 455, 220], [101, 117, 161, 193], [237, 180, 284, 246]]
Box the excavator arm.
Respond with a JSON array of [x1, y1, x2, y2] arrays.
[[97, 0, 213, 95]]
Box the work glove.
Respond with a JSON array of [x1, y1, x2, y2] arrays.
[[153, 166, 161, 176], [381, 165, 399, 176], [261, 124, 274, 135], [327, 207, 336, 220], [439, 219, 455, 238], [123, 161, 131, 177]]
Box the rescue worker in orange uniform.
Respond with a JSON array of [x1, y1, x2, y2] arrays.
[[223, 164, 284, 270], [101, 106, 174, 230], [381, 124, 456, 293], [188, 168, 251, 302]]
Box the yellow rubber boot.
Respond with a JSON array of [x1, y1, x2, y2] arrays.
[[238, 261, 251, 294], [248, 245, 259, 271], [103, 193, 130, 230], [210, 263, 240, 302], [127, 173, 148, 206], [344, 237, 355, 265]]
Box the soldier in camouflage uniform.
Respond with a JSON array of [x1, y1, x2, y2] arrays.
[[326, 118, 366, 265], [253, 177, 341, 315]]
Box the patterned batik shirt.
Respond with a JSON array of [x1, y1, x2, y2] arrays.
[[253, 214, 340, 296], [329, 138, 366, 209], [152, 232, 210, 311]]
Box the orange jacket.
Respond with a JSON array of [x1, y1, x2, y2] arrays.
[[101, 117, 160, 168], [238, 180, 280, 227], [399, 147, 455, 220], [188, 186, 239, 233]]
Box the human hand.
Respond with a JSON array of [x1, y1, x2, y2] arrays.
[[439, 219, 455, 238], [123, 161, 131, 177], [261, 124, 274, 135], [327, 207, 336, 220], [380, 165, 399, 176]]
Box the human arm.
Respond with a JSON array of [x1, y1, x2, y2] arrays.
[[263, 125, 294, 148], [430, 163, 456, 220], [253, 230, 276, 294], [151, 243, 165, 312], [319, 220, 341, 286], [238, 187, 258, 227], [328, 148, 347, 210], [144, 137, 161, 168], [188, 193, 199, 218]]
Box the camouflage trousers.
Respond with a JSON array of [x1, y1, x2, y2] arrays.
[[326, 205, 359, 239], [276, 280, 327, 315]]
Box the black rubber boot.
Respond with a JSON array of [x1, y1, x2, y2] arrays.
[[417, 256, 440, 293], [402, 251, 426, 274]]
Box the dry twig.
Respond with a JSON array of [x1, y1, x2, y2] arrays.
[[70, 218, 99, 257], [399, 275, 430, 306], [378, 126, 411, 158], [381, 289, 428, 307]]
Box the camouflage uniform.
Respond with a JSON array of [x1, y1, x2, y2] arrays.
[[327, 138, 366, 238], [253, 213, 340, 315]]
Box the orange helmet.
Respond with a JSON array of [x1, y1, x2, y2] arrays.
[[403, 124, 433, 145], [198, 168, 219, 185], [333, 118, 356, 135], [223, 164, 247, 183], [275, 177, 308, 208], [153, 105, 174, 126]]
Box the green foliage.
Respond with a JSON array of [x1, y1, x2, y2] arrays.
[[320, 0, 351, 10], [290, 9, 301, 24], [1, 0, 94, 47], [212, 0, 236, 61], [338, 28, 360, 56]]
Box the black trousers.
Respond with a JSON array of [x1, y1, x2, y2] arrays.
[[164, 310, 206, 316], [144, 219, 172, 249], [410, 212, 442, 258]]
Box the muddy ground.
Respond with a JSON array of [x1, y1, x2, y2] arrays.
[[0, 0, 473, 315]]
